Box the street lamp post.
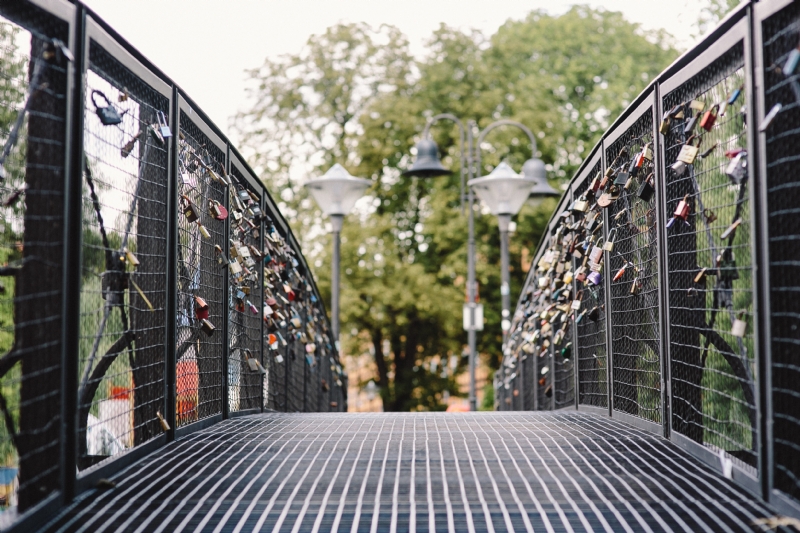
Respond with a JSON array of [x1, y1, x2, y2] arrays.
[[304, 164, 371, 345], [471, 121, 559, 346], [403, 116, 558, 411]]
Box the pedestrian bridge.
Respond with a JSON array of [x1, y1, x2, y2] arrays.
[[43, 413, 779, 533], [1, 0, 800, 532]]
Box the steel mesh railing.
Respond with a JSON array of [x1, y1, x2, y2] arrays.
[[662, 44, 757, 471], [0, 6, 68, 516], [175, 112, 226, 426], [499, 0, 800, 512], [761, 0, 800, 503], [0, 1, 343, 529], [573, 162, 609, 409], [78, 44, 170, 470], [226, 168, 263, 413], [605, 108, 663, 425]]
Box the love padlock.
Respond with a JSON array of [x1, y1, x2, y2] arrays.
[[208, 199, 228, 220], [677, 135, 702, 165], [92, 90, 124, 126], [194, 296, 209, 320], [603, 228, 617, 252], [699, 104, 719, 131], [571, 291, 583, 311], [182, 195, 199, 222], [725, 151, 747, 184], [589, 239, 604, 263], [156, 111, 172, 139], [637, 172, 655, 202], [731, 312, 747, 338]]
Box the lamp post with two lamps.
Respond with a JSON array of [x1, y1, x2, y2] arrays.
[[403, 116, 558, 411]]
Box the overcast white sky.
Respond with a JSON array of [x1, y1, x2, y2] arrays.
[[81, 0, 707, 142]]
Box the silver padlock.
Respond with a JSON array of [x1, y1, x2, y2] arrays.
[[725, 151, 747, 184], [157, 111, 172, 139], [731, 313, 747, 338]]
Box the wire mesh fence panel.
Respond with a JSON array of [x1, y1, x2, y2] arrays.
[[0, 5, 68, 517], [571, 164, 609, 410], [262, 220, 290, 411], [604, 108, 662, 425], [174, 112, 226, 427], [503, 232, 574, 411], [227, 168, 263, 412], [760, 1, 800, 500], [77, 44, 169, 471], [662, 43, 757, 471]]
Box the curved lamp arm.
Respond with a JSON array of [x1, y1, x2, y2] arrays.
[[422, 114, 468, 213], [475, 119, 538, 178]]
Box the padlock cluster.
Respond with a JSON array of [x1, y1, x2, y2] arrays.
[[661, 86, 750, 339], [499, 221, 579, 408], [175, 132, 344, 411]]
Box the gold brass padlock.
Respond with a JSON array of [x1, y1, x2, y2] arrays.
[[603, 228, 617, 252], [677, 135, 702, 165]]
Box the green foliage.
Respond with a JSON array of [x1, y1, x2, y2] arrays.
[[238, 6, 679, 411], [0, 22, 28, 466], [697, 0, 742, 36], [480, 377, 495, 411]]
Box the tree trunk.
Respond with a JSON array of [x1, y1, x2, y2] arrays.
[[17, 39, 67, 510], [131, 107, 167, 446]]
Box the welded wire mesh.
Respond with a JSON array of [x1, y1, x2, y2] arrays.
[[662, 43, 757, 471], [175, 113, 226, 426], [605, 109, 662, 425], [502, 231, 575, 412], [761, 2, 800, 499], [0, 8, 67, 515], [77, 45, 169, 470], [227, 169, 262, 412], [263, 222, 291, 411], [572, 166, 609, 409]]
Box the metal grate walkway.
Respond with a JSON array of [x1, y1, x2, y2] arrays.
[[43, 412, 782, 532]]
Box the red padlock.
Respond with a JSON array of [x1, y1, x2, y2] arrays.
[[674, 194, 691, 221], [699, 104, 719, 131], [194, 296, 209, 320]]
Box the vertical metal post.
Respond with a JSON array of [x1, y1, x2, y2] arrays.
[[222, 147, 230, 419], [748, 2, 772, 501], [330, 214, 343, 344], [60, 3, 86, 503], [260, 197, 266, 412], [163, 87, 178, 441], [467, 125, 478, 412], [601, 144, 614, 417], [653, 85, 672, 439]]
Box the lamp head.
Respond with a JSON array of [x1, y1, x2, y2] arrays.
[[522, 157, 559, 205], [402, 138, 451, 178], [303, 164, 371, 217], [468, 162, 533, 216]]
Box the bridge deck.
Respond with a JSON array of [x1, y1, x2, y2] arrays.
[[43, 412, 780, 533]]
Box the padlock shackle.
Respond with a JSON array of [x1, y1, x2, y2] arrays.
[[684, 134, 702, 147], [90, 89, 111, 109]]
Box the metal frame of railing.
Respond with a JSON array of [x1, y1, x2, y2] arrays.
[[500, 0, 800, 518], [0, 1, 345, 531]]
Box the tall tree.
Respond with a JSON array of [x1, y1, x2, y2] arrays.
[[237, 6, 679, 411]]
